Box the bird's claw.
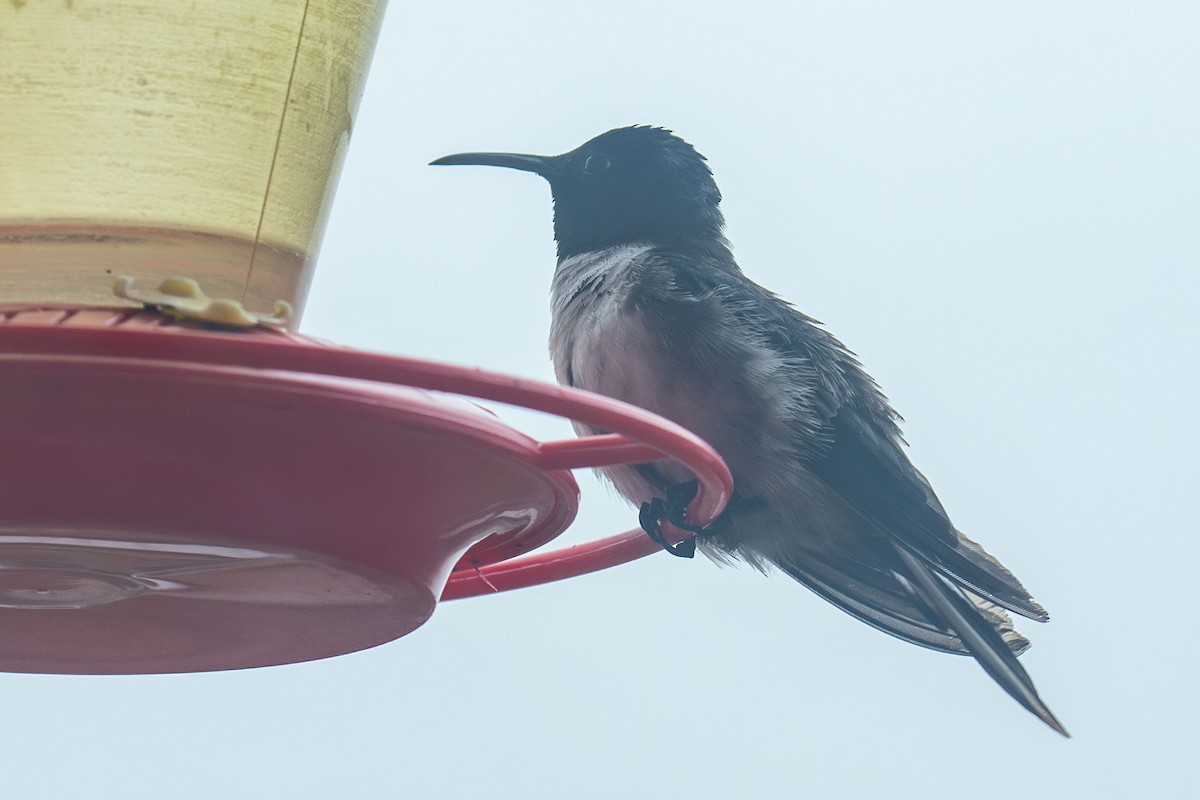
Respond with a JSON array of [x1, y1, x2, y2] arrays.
[[639, 481, 703, 558], [664, 480, 705, 532]]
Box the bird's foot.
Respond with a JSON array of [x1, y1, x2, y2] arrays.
[[638, 480, 704, 559], [640, 499, 696, 558]]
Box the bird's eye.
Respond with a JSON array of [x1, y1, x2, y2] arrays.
[[582, 154, 610, 175]]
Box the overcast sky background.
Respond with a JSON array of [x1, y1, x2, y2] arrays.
[[6, 2, 1199, 797]]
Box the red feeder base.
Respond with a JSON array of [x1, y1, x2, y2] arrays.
[[0, 306, 731, 674]]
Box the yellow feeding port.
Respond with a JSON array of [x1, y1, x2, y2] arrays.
[[0, 0, 388, 327]]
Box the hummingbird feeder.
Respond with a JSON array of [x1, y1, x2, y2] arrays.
[[0, 1, 731, 674]]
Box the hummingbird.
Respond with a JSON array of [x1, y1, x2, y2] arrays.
[[432, 125, 1067, 736]]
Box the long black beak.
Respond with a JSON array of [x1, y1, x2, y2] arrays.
[[430, 151, 561, 179]]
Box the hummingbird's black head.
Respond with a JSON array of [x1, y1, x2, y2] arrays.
[[432, 126, 727, 260]]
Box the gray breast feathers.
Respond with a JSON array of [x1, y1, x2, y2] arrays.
[[548, 245, 809, 504]]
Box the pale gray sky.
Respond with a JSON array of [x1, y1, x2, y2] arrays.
[[7, 2, 1198, 797]]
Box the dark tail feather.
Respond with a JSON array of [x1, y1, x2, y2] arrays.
[[892, 546, 1070, 738], [777, 553, 975, 655]]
